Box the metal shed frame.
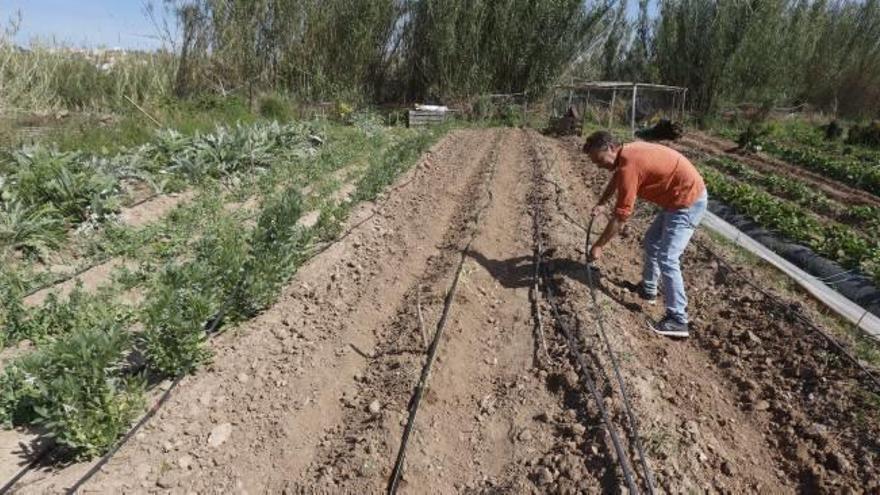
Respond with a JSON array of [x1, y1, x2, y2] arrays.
[[554, 80, 688, 134]]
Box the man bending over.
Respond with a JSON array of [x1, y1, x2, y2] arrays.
[[583, 130, 707, 338]]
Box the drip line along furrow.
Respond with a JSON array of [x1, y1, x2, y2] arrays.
[[387, 131, 503, 494], [529, 133, 657, 492], [526, 135, 647, 494]]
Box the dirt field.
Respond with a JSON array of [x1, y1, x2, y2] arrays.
[[10, 129, 880, 494]]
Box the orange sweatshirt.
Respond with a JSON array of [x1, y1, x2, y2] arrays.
[[612, 142, 705, 221]]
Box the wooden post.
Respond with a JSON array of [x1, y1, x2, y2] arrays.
[[630, 84, 638, 135], [586, 89, 591, 120], [672, 92, 678, 121], [680, 89, 687, 122], [608, 89, 617, 128]]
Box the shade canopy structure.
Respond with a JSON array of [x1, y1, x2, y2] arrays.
[[551, 81, 688, 134]]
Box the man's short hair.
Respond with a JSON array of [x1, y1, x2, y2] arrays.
[[583, 130, 619, 153]]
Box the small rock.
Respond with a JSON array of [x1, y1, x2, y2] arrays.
[[178, 455, 194, 470], [208, 423, 232, 447], [156, 474, 176, 489], [826, 451, 851, 473], [571, 424, 587, 437], [369, 400, 382, 414], [745, 331, 762, 345], [721, 461, 734, 476], [535, 467, 555, 485], [682, 419, 700, 440], [518, 429, 534, 442], [479, 395, 495, 413], [565, 371, 579, 389], [754, 400, 770, 411]]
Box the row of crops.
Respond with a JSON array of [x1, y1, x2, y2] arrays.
[[701, 119, 880, 284], [759, 141, 880, 196], [698, 163, 880, 285], [0, 116, 445, 459], [715, 120, 880, 196], [703, 155, 880, 231], [0, 121, 318, 258]]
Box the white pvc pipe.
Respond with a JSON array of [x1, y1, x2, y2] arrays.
[[701, 212, 880, 339]]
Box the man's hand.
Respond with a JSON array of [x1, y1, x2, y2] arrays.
[[589, 245, 603, 262], [590, 204, 607, 218]]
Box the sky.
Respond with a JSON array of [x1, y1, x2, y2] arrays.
[[2, 0, 172, 49]]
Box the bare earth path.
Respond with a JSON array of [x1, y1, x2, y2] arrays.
[[10, 129, 879, 494]]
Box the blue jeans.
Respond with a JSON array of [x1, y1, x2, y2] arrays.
[[642, 190, 708, 324]]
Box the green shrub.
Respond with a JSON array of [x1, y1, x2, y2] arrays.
[[349, 110, 384, 137], [2, 284, 131, 345], [498, 104, 525, 127], [258, 95, 290, 121], [6, 147, 119, 223], [139, 263, 215, 377], [232, 187, 306, 318], [140, 215, 249, 376], [0, 324, 142, 458], [0, 201, 66, 256], [846, 121, 880, 148], [354, 130, 439, 202]]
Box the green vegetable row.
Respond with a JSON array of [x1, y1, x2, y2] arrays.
[[703, 155, 880, 232], [700, 165, 880, 284], [0, 121, 317, 258], [0, 122, 446, 460], [759, 140, 880, 197]]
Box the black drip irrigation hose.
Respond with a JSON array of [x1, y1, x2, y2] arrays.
[[60, 294, 240, 493], [530, 194, 640, 495], [22, 256, 114, 299], [583, 216, 657, 495], [18, 191, 167, 299], [534, 137, 656, 491], [0, 442, 55, 495], [122, 191, 164, 211], [541, 134, 880, 396], [63, 247, 269, 493], [387, 132, 501, 494], [64, 375, 184, 495], [529, 137, 652, 494]]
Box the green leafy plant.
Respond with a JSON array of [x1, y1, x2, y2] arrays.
[[139, 263, 216, 377], [2, 282, 132, 346], [6, 147, 119, 223], [701, 165, 880, 283], [760, 140, 880, 196], [232, 187, 306, 318], [0, 324, 142, 458], [258, 94, 290, 121], [0, 201, 66, 256], [846, 121, 880, 148]]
